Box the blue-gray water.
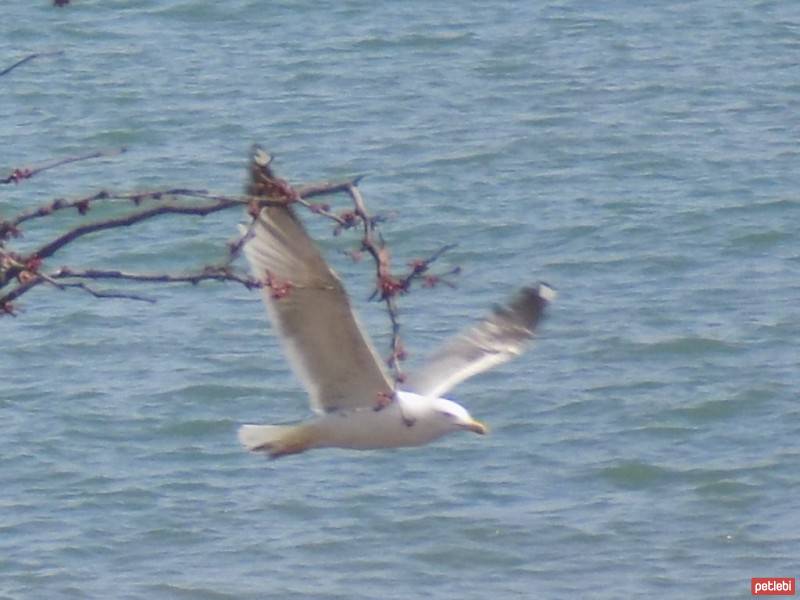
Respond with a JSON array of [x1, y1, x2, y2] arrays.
[[2, 2, 799, 598]]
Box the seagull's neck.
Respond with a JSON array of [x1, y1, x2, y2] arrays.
[[396, 389, 440, 410]]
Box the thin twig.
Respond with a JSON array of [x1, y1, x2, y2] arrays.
[[0, 265, 261, 315], [53, 281, 157, 304], [33, 200, 243, 263], [2, 147, 127, 185], [344, 183, 408, 383], [51, 266, 260, 289], [0, 51, 63, 79], [4, 188, 221, 232], [294, 196, 350, 227], [295, 176, 364, 199], [397, 243, 458, 290], [0, 200, 241, 289]]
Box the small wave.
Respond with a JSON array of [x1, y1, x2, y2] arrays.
[[693, 479, 760, 504], [140, 583, 239, 600], [668, 397, 753, 423], [729, 229, 792, 249], [599, 460, 675, 489], [354, 31, 475, 51], [158, 418, 236, 438], [628, 336, 741, 356]]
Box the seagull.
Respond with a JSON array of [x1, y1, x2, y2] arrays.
[[238, 151, 555, 459]]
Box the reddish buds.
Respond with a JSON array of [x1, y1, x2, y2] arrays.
[[422, 275, 439, 288], [25, 256, 42, 272], [7, 168, 32, 184], [378, 273, 404, 298], [374, 391, 395, 410], [75, 199, 90, 215], [340, 211, 357, 226], [408, 258, 428, 275], [15, 256, 42, 285], [264, 270, 293, 300], [247, 199, 262, 219], [0, 222, 22, 240], [334, 211, 359, 236], [17, 271, 37, 284], [272, 178, 300, 203]]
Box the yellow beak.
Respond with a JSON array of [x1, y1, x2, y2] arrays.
[[465, 419, 488, 435]]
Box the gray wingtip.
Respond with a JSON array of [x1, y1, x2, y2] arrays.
[[515, 283, 557, 307], [503, 283, 555, 331]]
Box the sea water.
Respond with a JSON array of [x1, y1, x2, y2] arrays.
[[1, 2, 798, 598]]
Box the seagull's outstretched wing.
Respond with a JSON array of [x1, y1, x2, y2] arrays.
[[241, 205, 393, 413], [404, 284, 556, 398]]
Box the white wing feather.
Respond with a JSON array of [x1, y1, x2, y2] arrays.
[[241, 205, 393, 413], [404, 284, 555, 398]]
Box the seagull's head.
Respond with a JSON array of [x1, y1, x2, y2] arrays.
[[431, 398, 488, 435]]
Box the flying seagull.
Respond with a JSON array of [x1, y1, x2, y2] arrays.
[[238, 153, 555, 459]]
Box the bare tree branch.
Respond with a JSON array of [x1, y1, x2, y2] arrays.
[[0, 264, 262, 315], [4, 188, 207, 234], [0, 172, 388, 314], [43, 202, 237, 265], [1, 181, 361, 242], [2, 145, 460, 385], [0, 272, 157, 309]]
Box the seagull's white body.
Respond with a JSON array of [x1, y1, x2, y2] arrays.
[[238, 147, 555, 459], [239, 392, 483, 455]]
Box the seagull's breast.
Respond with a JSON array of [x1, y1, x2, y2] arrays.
[[312, 400, 445, 450]]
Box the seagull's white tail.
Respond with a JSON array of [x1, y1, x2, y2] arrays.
[[238, 423, 316, 459]]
